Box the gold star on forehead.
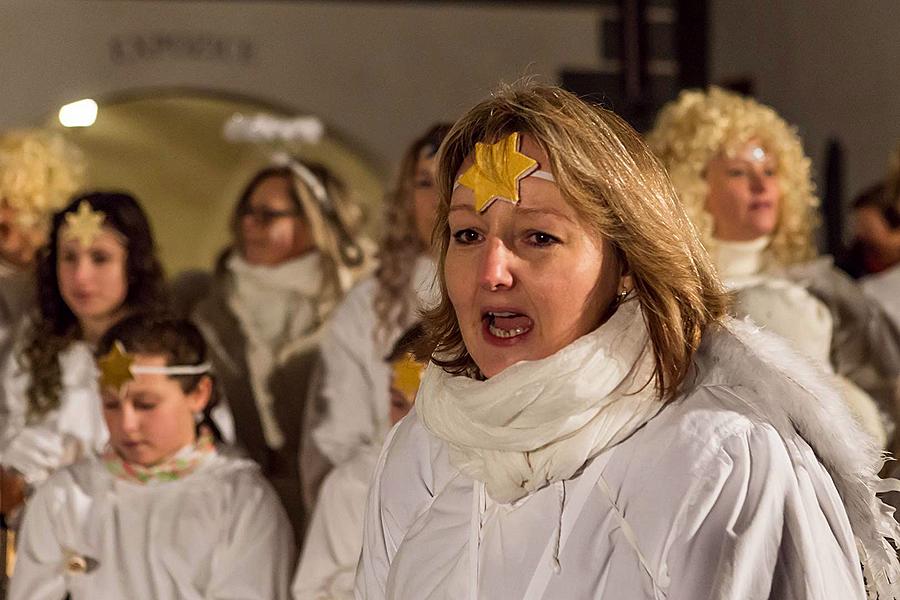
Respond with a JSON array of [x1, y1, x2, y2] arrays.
[[391, 354, 426, 402], [98, 341, 135, 391], [63, 201, 106, 247], [457, 132, 538, 212]]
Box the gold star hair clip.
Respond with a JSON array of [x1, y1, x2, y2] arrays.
[[453, 132, 556, 213], [98, 341, 212, 391], [62, 201, 106, 247]]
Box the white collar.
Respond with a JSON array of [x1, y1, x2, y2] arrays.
[[712, 236, 771, 286]]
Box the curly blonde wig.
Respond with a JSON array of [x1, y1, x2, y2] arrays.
[[424, 83, 729, 401], [0, 129, 85, 228], [646, 87, 818, 265], [373, 124, 450, 341]]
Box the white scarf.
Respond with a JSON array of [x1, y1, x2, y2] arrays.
[[417, 300, 661, 504], [228, 252, 325, 449], [228, 252, 323, 351]]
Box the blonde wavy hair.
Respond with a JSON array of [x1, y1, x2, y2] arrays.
[[373, 124, 450, 341], [646, 87, 818, 265], [424, 83, 729, 401], [0, 129, 85, 228]]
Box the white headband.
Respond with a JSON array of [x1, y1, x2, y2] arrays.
[[453, 168, 556, 192]]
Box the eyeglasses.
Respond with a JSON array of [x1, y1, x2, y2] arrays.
[[238, 206, 300, 226]]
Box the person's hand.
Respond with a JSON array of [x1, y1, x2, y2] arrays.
[[0, 465, 27, 515], [2, 427, 65, 485]]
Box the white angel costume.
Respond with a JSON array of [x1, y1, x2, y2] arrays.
[[293, 444, 379, 600], [313, 255, 437, 466], [863, 263, 900, 333], [0, 341, 107, 486], [9, 443, 295, 600], [0, 336, 235, 489], [713, 237, 889, 445], [356, 301, 900, 600]]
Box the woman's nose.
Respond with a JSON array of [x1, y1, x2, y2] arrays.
[[749, 169, 768, 193], [478, 237, 515, 291]]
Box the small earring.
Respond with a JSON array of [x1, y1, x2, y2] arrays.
[[615, 288, 630, 306]]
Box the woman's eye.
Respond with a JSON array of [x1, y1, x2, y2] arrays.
[[90, 251, 110, 264], [527, 231, 560, 247], [763, 168, 777, 177], [134, 402, 156, 411], [60, 251, 78, 263], [452, 229, 482, 245], [727, 168, 747, 177], [414, 179, 434, 189]]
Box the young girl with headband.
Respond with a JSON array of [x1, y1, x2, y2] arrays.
[[9, 314, 294, 599]]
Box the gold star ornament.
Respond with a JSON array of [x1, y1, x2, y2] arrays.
[[457, 132, 538, 212], [63, 201, 106, 247], [98, 341, 135, 391], [390, 354, 426, 404]]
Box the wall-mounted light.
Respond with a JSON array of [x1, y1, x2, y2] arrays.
[[58, 99, 98, 127]]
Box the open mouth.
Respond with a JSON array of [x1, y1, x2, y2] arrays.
[[484, 311, 534, 339]]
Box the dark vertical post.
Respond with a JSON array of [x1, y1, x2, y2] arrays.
[[620, 0, 648, 102], [675, 0, 708, 89], [823, 138, 845, 255]]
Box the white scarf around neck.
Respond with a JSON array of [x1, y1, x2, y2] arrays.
[[417, 300, 661, 504], [227, 251, 325, 449]]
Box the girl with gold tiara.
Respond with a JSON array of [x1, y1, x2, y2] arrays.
[[312, 124, 449, 468], [356, 83, 900, 599], [647, 88, 900, 447], [9, 314, 294, 599]]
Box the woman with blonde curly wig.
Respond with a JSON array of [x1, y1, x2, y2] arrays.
[[648, 87, 900, 447], [0, 130, 85, 385], [356, 83, 900, 599], [0, 129, 84, 273], [311, 124, 449, 468]]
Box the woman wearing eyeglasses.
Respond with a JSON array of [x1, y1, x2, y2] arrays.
[[186, 158, 371, 547]]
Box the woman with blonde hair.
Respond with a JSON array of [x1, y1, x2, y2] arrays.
[[312, 124, 449, 468], [356, 83, 900, 599], [184, 157, 371, 546], [0, 130, 84, 371], [648, 87, 900, 446]]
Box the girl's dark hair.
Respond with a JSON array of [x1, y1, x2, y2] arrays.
[[96, 312, 222, 441], [21, 191, 167, 418]]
